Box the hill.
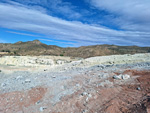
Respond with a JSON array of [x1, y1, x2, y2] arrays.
[[0, 40, 150, 58]]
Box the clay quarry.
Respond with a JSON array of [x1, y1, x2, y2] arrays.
[[0, 53, 150, 113]]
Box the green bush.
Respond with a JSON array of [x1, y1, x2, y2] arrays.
[[1, 50, 10, 53], [60, 54, 64, 56], [14, 51, 17, 54], [5, 50, 10, 53]]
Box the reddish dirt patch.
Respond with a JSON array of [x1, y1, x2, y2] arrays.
[[0, 69, 150, 113], [103, 70, 150, 113], [0, 87, 47, 113], [122, 70, 150, 113], [48, 70, 150, 113], [123, 70, 150, 93]]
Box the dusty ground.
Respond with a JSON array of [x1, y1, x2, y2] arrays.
[[0, 54, 150, 113]]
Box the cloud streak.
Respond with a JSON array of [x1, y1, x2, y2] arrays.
[[39, 38, 77, 46], [0, 39, 7, 43], [0, 1, 150, 46], [6, 31, 43, 37], [6, 0, 82, 19], [88, 0, 150, 32]]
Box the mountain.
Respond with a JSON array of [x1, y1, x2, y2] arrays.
[[0, 40, 150, 58]]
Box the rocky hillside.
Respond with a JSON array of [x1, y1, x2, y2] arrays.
[[0, 40, 150, 58]]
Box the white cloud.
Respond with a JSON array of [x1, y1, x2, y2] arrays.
[[88, 0, 150, 32], [0, 39, 7, 43], [0, 2, 150, 46], [39, 38, 77, 46], [6, 31, 42, 37], [7, 0, 82, 19]]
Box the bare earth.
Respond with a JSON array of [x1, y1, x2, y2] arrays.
[[0, 53, 150, 113]]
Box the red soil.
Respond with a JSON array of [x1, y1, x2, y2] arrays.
[[0, 70, 150, 113], [0, 87, 47, 113]]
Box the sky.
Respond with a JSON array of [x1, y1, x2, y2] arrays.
[[0, 0, 150, 47]]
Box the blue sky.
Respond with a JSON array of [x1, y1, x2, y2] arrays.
[[0, 0, 150, 47]]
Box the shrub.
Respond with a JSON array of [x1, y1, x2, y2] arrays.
[[60, 54, 64, 56], [14, 51, 17, 54], [1, 50, 10, 53]]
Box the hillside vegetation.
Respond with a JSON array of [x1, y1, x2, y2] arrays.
[[0, 40, 150, 58]]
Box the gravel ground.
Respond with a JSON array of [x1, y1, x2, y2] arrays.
[[0, 53, 150, 113]]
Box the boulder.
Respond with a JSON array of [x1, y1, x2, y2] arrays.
[[25, 79, 31, 83], [39, 107, 47, 112], [113, 74, 130, 80], [122, 74, 130, 80], [113, 75, 122, 79]]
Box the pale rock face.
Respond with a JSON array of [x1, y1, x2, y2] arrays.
[[0, 53, 150, 68], [0, 56, 54, 67], [56, 60, 65, 65], [56, 59, 71, 65], [84, 53, 150, 67]]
